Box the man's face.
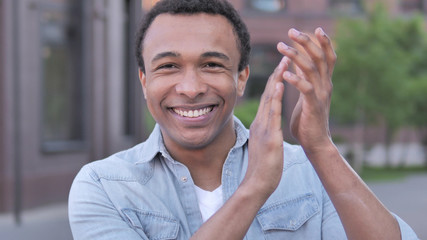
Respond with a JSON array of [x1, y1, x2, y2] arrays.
[[139, 13, 249, 150]]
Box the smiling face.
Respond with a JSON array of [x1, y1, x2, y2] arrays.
[[139, 13, 249, 152]]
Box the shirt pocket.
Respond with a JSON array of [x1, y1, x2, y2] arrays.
[[256, 193, 320, 238], [122, 208, 179, 240]]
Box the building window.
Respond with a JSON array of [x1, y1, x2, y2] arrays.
[[40, 0, 85, 151], [248, 0, 286, 13], [330, 0, 362, 14], [401, 0, 424, 12]]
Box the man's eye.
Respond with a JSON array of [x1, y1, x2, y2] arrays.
[[157, 64, 177, 70], [204, 62, 223, 68]]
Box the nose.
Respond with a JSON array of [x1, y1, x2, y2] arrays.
[[175, 69, 208, 99]]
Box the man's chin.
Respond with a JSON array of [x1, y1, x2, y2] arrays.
[[176, 136, 214, 150]]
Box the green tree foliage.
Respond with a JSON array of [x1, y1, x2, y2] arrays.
[[234, 99, 260, 128], [331, 5, 427, 142]]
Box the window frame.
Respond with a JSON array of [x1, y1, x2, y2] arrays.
[[37, 0, 88, 153]]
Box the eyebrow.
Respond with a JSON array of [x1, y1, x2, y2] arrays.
[[151, 51, 181, 63], [151, 51, 230, 63], [201, 51, 230, 61]]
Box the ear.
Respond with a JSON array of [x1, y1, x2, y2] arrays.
[[237, 65, 250, 97], [138, 69, 147, 99]]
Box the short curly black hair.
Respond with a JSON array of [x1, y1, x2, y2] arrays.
[[135, 0, 251, 73]]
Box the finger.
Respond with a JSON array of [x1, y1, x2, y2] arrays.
[[314, 27, 335, 100], [277, 42, 320, 86], [258, 57, 289, 120], [288, 28, 328, 78], [315, 27, 337, 77], [267, 82, 285, 132], [283, 70, 314, 97], [264, 56, 289, 96]]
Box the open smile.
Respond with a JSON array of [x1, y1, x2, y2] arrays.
[[172, 106, 215, 118]]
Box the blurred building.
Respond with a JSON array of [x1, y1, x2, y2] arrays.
[[0, 0, 425, 213], [0, 0, 146, 214]]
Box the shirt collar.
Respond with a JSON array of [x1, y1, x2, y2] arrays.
[[136, 116, 249, 164]]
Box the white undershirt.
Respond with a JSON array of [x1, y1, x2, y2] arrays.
[[194, 185, 224, 222]]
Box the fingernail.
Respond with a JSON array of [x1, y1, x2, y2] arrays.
[[290, 28, 300, 37], [278, 42, 289, 50], [280, 56, 288, 65], [319, 27, 326, 37], [278, 58, 287, 69]]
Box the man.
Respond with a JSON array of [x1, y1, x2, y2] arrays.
[[69, 0, 418, 239]]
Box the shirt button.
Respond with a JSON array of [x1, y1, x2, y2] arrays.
[[225, 170, 232, 176], [181, 176, 188, 182]]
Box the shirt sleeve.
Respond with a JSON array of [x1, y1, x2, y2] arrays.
[[68, 165, 147, 240], [393, 213, 420, 240]]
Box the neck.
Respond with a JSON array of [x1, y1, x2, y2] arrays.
[[178, 147, 228, 191], [163, 122, 237, 191]]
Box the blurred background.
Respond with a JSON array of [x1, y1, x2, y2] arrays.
[[0, 0, 426, 239]]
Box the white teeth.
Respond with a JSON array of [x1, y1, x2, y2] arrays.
[[174, 107, 213, 118]]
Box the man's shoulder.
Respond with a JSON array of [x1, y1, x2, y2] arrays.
[[77, 142, 155, 183]]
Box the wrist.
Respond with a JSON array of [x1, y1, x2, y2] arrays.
[[238, 177, 274, 205], [302, 137, 338, 162]]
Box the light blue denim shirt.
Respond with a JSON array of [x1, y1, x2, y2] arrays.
[[69, 117, 418, 240]]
